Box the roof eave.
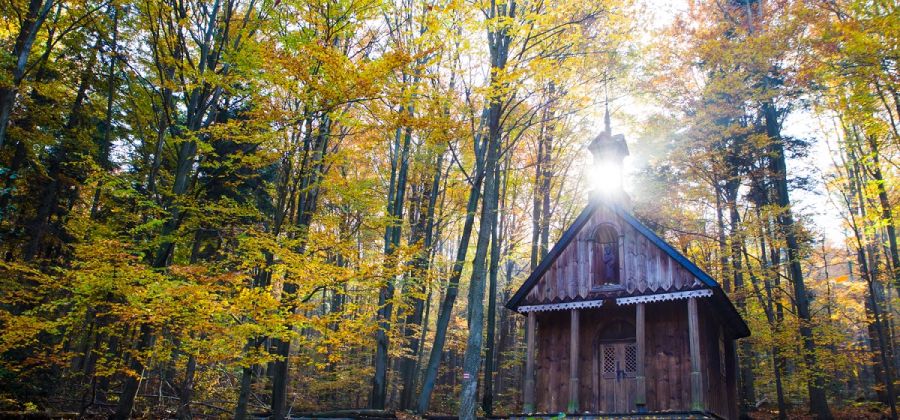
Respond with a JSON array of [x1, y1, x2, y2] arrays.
[[505, 199, 752, 339], [505, 201, 601, 310]]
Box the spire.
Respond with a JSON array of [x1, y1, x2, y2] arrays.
[[588, 108, 628, 169], [604, 102, 611, 135], [588, 105, 630, 202]]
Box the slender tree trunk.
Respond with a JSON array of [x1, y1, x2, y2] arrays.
[[234, 364, 253, 420], [764, 102, 832, 419], [530, 134, 543, 272], [482, 160, 507, 415], [458, 12, 512, 410], [90, 4, 119, 218], [725, 183, 755, 411], [844, 145, 898, 416], [23, 38, 99, 261], [857, 245, 898, 418], [539, 86, 553, 259], [114, 65, 217, 419], [399, 147, 444, 410], [271, 116, 331, 419], [175, 353, 197, 419], [416, 109, 489, 414], [373, 103, 414, 409], [753, 214, 788, 419], [0, 0, 55, 149], [235, 137, 297, 419], [715, 182, 730, 292], [459, 102, 502, 419], [112, 325, 153, 420], [863, 134, 900, 296]]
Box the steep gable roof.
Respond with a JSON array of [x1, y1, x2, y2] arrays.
[[506, 198, 750, 338]]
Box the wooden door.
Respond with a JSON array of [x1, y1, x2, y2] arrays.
[[600, 341, 637, 412]]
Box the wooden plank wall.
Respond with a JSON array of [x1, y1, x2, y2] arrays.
[[526, 206, 703, 305], [535, 311, 570, 412], [700, 300, 733, 419], [725, 333, 739, 420], [575, 306, 637, 413], [645, 301, 691, 412], [537, 303, 697, 414]]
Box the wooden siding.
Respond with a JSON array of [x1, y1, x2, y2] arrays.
[[525, 206, 703, 305], [645, 301, 692, 412], [536, 303, 701, 414], [535, 311, 570, 412], [700, 299, 737, 419]]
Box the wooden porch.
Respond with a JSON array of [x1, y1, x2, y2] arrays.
[[521, 296, 738, 419]]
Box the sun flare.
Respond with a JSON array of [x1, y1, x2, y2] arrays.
[[591, 162, 623, 194]]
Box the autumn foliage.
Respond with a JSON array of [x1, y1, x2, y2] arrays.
[[0, 0, 896, 419]]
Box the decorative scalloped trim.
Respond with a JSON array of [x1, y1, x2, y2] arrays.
[[516, 289, 714, 313], [518, 299, 604, 313], [616, 289, 713, 305]]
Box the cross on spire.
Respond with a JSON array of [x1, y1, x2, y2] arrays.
[[588, 105, 630, 198], [588, 107, 629, 172], [604, 102, 612, 136]]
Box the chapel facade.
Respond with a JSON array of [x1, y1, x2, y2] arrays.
[[505, 120, 749, 419]]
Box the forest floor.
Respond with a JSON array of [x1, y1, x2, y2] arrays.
[[1, 405, 894, 419], [747, 403, 891, 419]]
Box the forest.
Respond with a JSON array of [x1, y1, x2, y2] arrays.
[[0, 0, 897, 418]]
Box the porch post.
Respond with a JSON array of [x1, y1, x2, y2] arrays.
[[524, 311, 536, 413], [568, 309, 580, 413], [688, 297, 703, 411], [636, 303, 646, 411]]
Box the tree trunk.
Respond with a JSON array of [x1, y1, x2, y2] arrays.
[[845, 145, 898, 416], [90, 4, 119, 218], [764, 101, 832, 419], [715, 182, 730, 292], [862, 134, 900, 296], [0, 0, 55, 149], [530, 136, 543, 271], [753, 220, 787, 419], [234, 356, 256, 420], [482, 160, 506, 415], [458, 102, 502, 420], [416, 109, 489, 414], [530, 130, 543, 272], [373, 103, 414, 409], [539, 87, 553, 260], [271, 115, 331, 419], [23, 38, 99, 261], [112, 325, 153, 420], [458, 14, 511, 409], [399, 147, 444, 410], [857, 245, 898, 418], [724, 183, 755, 411]]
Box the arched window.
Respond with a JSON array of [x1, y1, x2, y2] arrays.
[[592, 225, 620, 287]]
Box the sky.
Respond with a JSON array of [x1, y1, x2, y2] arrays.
[[783, 111, 847, 244]]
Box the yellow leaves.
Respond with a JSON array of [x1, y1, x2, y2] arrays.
[[0, 311, 56, 358], [0, 260, 54, 306]]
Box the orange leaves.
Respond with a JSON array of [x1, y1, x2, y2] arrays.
[[0, 311, 57, 360]]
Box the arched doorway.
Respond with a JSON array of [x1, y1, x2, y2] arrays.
[[594, 319, 636, 413]]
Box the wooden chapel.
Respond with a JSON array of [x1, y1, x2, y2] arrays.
[[505, 117, 750, 419]]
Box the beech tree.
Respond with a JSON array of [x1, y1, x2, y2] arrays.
[[0, 0, 896, 418]]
